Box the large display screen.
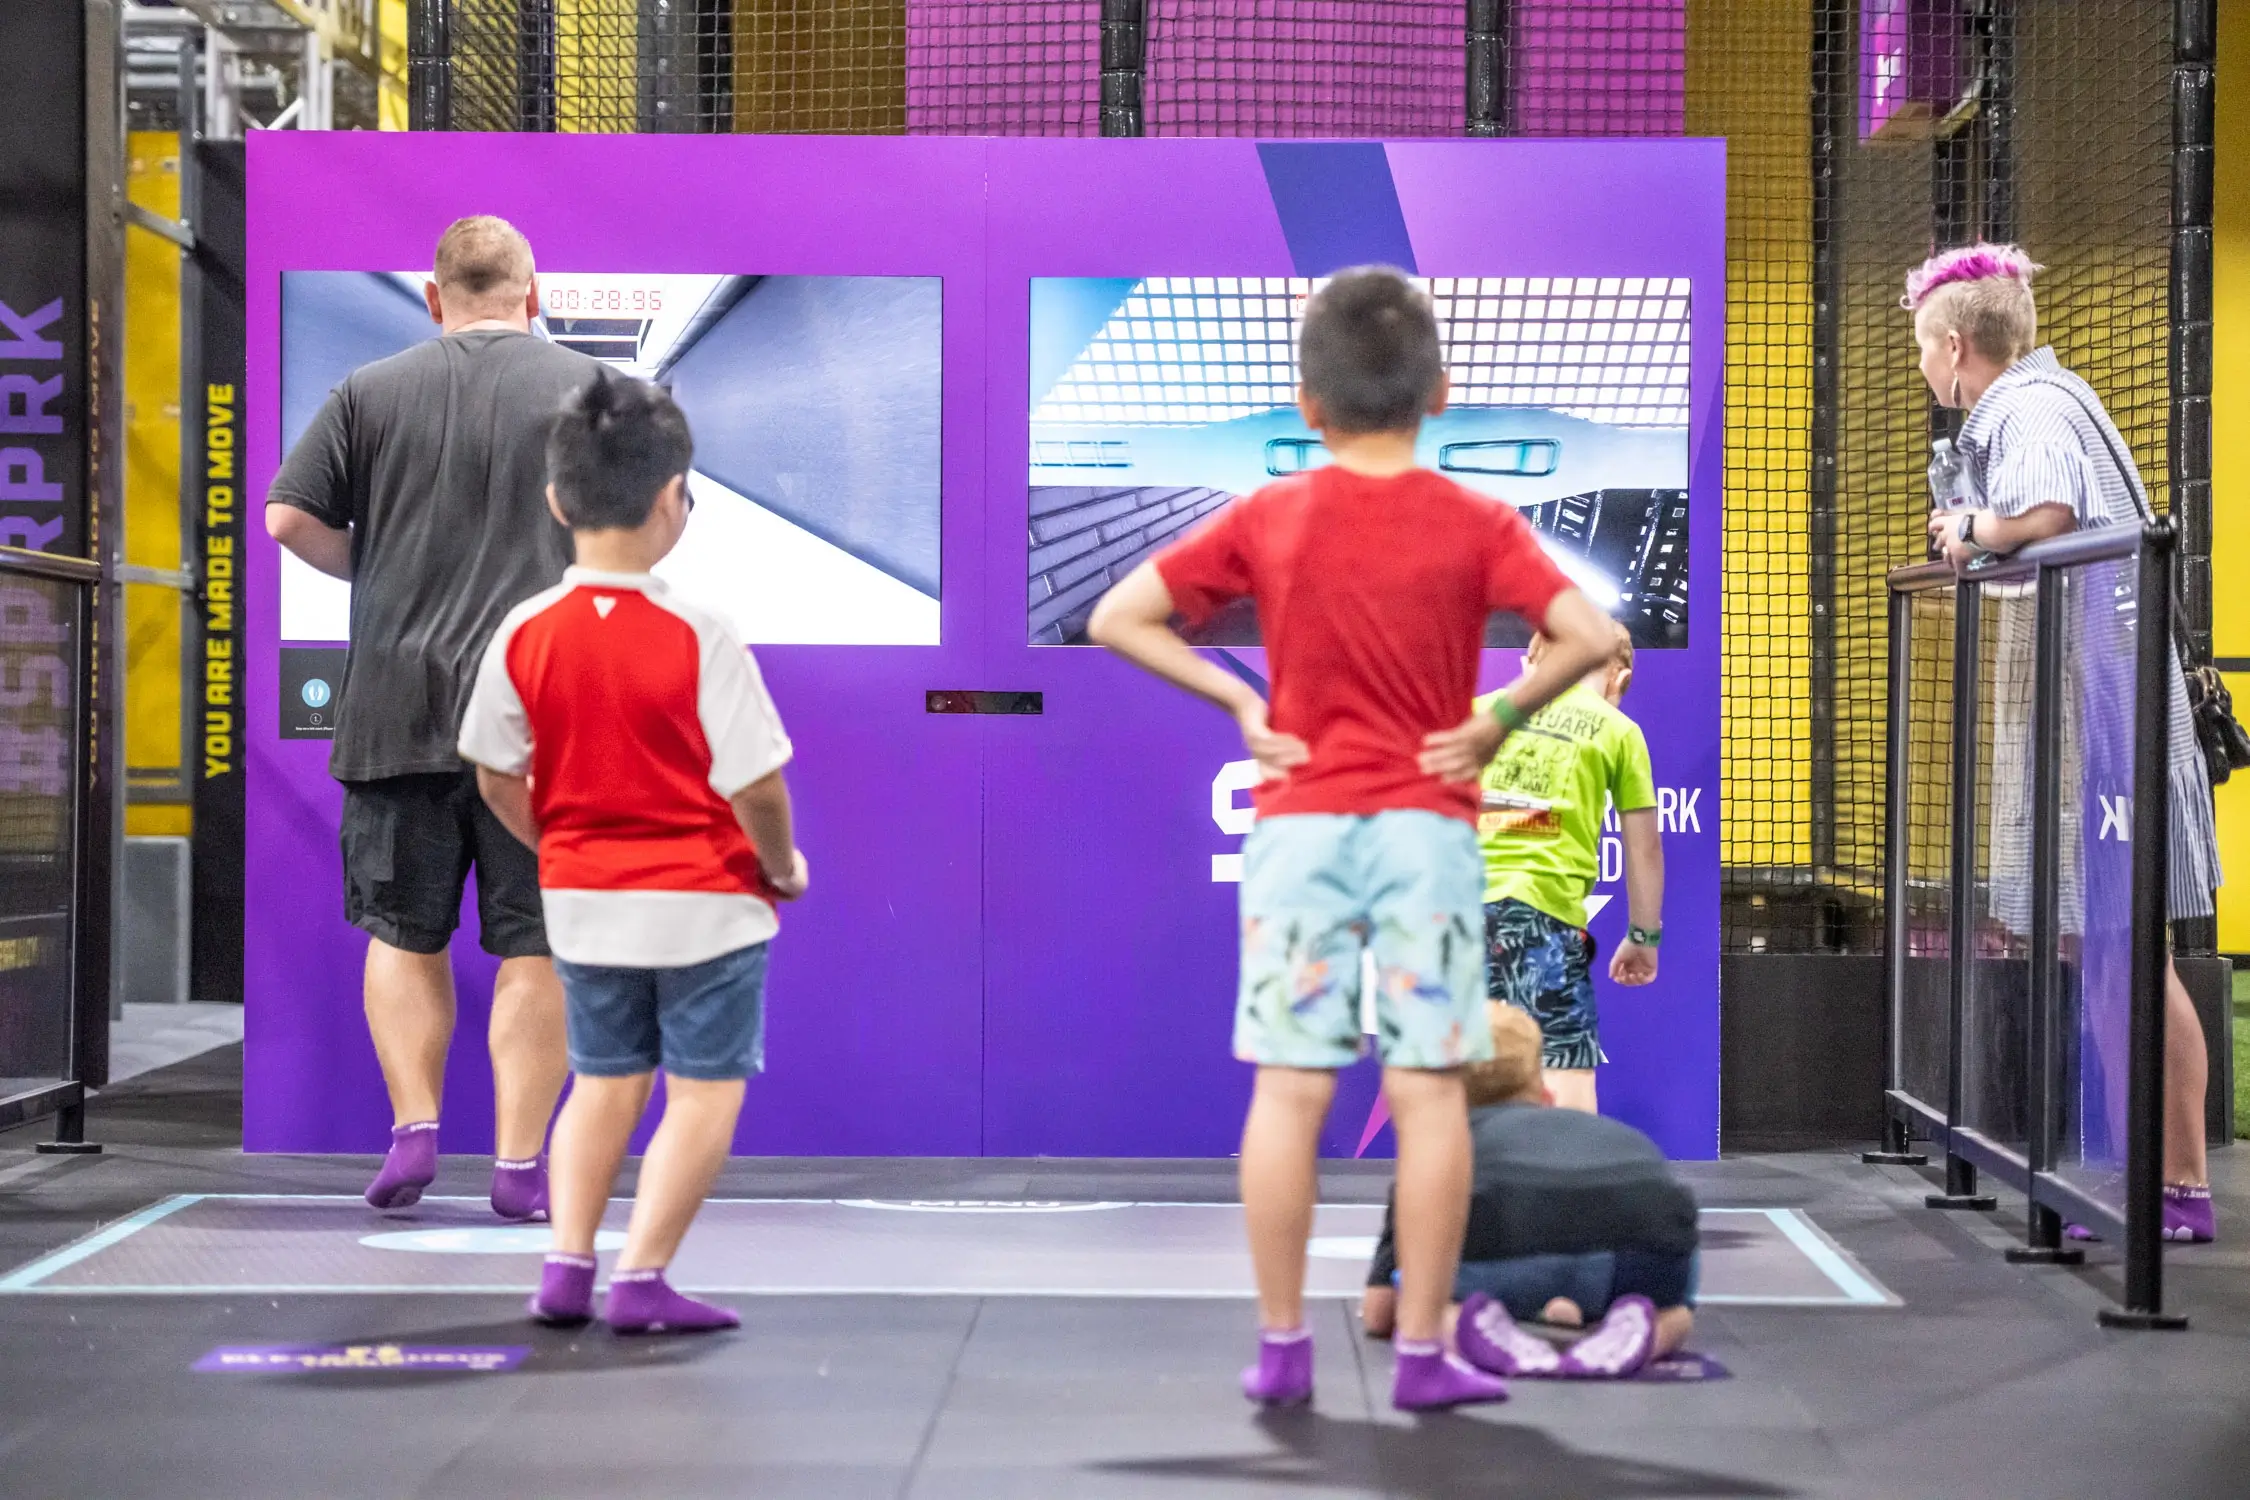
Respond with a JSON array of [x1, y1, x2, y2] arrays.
[[278, 271, 942, 646], [1027, 275, 1690, 648]]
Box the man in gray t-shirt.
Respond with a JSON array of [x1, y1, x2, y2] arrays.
[[268, 216, 601, 1220]]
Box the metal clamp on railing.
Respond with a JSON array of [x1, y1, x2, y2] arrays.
[[1868, 520, 2185, 1329]]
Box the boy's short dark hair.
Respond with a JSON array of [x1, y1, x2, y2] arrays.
[[546, 372, 694, 530], [1297, 266, 1444, 435]]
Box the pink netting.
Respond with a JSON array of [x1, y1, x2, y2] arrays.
[[906, 1, 1100, 136], [1513, 1, 1685, 137], [1144, 0, 1465, 138]]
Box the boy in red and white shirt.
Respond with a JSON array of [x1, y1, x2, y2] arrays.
[[459, 373, 805, 1335], [1089, 267, 1614, 1410]]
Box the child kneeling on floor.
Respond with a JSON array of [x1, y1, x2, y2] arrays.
[[458, 372, 807, 1334], [1361, 1005, 1700, 1378]]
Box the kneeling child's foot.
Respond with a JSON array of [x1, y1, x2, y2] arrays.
[[1455, 1292, 1561, 1378], [1558, 1295, 1657, 1379], [1392, 1341, 1508, 1411], [528, 1253, 595, 1325], [604, 1268, 739, 1335]]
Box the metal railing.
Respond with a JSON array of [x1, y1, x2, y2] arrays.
[[1869, 520, 2183, 1328]]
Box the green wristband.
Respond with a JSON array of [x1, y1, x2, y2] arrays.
[[1489, 695, 1529, 733], [1627, 923, 1662, 948]]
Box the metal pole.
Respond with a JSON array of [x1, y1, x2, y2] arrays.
[[2170, 0, 2217, 956], [1100, 0, 1145, 138], [176, 32, 204, 866], [1930, 580, 1997, 1208], [1864, 587, 1930, 1164], [408, 0, 451, 131], [1465, 0, 1512, 138], [2007, 562, 2081, 1262], [2100, 523, 2188, 1328], [1808, 0, 1845, 881], [518, 0, 557, 132], [1980, 0, 2016, 243]]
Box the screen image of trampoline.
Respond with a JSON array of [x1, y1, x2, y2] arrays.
[[278, 271, 941, 647], [1027, 275, 1690, 648]]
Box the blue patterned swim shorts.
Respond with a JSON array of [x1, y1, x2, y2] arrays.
[[1484, 897, 1602, 1070]]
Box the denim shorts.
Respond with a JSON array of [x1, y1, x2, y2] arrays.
[[1451, 1248, 1699, 1319], [1236, 810, 1489, 1071], [555, 941, 768, 1081]]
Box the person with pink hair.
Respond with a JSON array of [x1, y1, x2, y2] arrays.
[[1904, 242, 2219, 1242]]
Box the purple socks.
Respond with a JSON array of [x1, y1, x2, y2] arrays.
[[1455, 1293, 1562, 1378], [491, 1157, 549, 1222], [1240, 1326, 1314, 1406], [2163, 1184, 2216, 1243], [364, 1121, 439, 1210], [1557, 1296, 1658, 1379], [528, 1253, 596, 1325], [1392, 1340, 1509, 1411], [2066, 1184, 2216, 1245], [604, 1269, 740, 1335]]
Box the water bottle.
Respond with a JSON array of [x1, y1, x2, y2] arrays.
[[1927, 436, 1969, 511]]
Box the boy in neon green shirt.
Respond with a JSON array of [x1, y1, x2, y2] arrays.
[[1476, 623, 1663, 1113]]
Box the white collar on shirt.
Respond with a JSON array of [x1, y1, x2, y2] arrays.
[[564, 567, 666, 591]]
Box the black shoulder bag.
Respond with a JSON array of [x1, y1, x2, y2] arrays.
[[2044, 380, 2250, 785]]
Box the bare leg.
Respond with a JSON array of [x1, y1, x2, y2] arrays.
[[1239, 1066, 1336, 1331], [2163, 955, 2209, 1187], [364, 940, 455, 1127], [1547, 1068, 1599, 1114], [1359, 1284, 1397, 1339], [1652, 1305, 1694, 1360], [489, 956, 568, 1160], [616, 1077, 748, 1271], [548, 1073, 652, 1258], [1383, 1065, 1473, 1347]]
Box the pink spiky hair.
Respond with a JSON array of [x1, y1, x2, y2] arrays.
[[1900, 243, 2043, 310]]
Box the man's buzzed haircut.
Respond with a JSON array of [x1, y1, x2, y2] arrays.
[[546, 371, 694, 531], [432, 216, 534, 302], [1297, 266, 1444, 434]]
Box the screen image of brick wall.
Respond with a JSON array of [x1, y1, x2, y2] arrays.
[[1028, 485, 1232, 644]]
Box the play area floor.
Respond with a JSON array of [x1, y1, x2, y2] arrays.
[[3, 1044, 2247, 1499]]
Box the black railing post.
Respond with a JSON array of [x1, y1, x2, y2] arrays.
[[1809, 0, 1846, 883], [1865, 585, 1931, 1165], [408, 0, 452, 131], [2170, 0, 2217, 955], [518, 0, 556, 132], [1930, 580, 1998, 1209], [1100, 0, 1145, 137], [1466, 0, 1512, 138], [2006, 562, 2081, 1263], [2101, 522, 2188, 1329]]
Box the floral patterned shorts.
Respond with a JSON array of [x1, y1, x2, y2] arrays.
[[1234, 811, 1490, 1071]]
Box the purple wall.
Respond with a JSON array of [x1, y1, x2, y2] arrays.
[[243, 134, 1725, 1160]]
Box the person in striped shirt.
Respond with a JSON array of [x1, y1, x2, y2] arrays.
[[460, 374, 809, 1329], [1906, 243, 2218, 1243]]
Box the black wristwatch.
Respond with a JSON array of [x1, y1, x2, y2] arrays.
[[1627, 923, 1662, 948], [1956, 513, 1984, 553]]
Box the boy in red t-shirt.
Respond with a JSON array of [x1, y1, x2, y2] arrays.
[[459, 374, 807, 1335], [1089, 267, 1614, 1410]]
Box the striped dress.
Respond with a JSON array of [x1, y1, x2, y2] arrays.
[[1955, 347, 2221, 924]]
